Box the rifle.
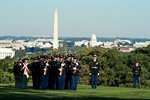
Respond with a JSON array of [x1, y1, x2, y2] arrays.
[[43, 62, 49, 75], [59, 62, 65, 75], [73, 62, 79, 74]]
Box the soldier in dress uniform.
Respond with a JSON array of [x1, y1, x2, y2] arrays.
[[64, 54, 72, 90], [132, 62, 141, 88], [57, 55, 66, 90], [13, 59, 23, 88], [53, 55, 60, 90], [89, 54, 100, 89], [21, 58, 30, 89], [39, 56, 50, 90], [70, 56, 80, 90], [30, 57, 41, 89], [48, 56, 55, 89]]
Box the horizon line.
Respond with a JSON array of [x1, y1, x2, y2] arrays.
[[0, 35, 150, 40]]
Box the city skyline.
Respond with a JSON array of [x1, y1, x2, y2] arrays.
[[0, 0, 150, 38]]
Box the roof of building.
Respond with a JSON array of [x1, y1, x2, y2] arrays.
[[0, 48, 14, 52]]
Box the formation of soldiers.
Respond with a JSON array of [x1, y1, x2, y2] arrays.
[[13, 53, 141, 90], [13, 54, 80, 90]]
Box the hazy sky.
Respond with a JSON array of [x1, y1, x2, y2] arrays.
[[0, 0, 150, 38]]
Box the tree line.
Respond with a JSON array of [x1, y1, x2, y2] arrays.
[[0, 45, 150, 88]]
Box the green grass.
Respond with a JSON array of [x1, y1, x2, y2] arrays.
[[0, 84, 150, 100]]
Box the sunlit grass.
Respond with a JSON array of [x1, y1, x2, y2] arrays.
[[0, 84, 150, 100]]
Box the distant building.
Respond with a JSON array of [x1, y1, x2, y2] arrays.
[[12, 41, 25, 50], [119, 47, 135, 52], [89, 33, 97, 47], [102, 42, 113, 48], [0, 40, 25, 50], [0, 40, 13, 48], [0, 40, 12, 44], [43, 42, 53, 48], [114, 39, 132, 44], [74, 33, 103, 47], [113, 39, 132, 48], [35, 38, 53, 42], [133, 41, 150, 48], [23, 38, 53, 48], [0, 48, 15, 59], [59, 40, 64, 47], [74, 40, 89, 47]]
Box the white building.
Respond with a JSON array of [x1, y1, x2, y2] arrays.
[[74, 40, 89, 47], [0, 48, 15, 59], [39, 42, 52, 48], [114, 39, 132, 44], [133, 41, 150, 48], [102, 42, 113, 48], [0, 40, 25, 50], [89, 33, 97, 47], [23, 41, 36, 48], [74, 33, 103, 47], [0, 40, 13, 48], [35, 38, 53, 42], [119, 47, 135, 52]]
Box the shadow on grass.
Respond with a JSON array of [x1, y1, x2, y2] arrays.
[[0, 86, 148, 100]]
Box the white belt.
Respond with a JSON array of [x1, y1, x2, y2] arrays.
[[92, 67, 98, 69]]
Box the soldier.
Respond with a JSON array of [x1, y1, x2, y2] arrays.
[[71, 56, 80, 90], [21, 58, 30, 89], [30, 57, 41, 89], [89, 54, 100, 89], [13, 59, 23, 88], [64, 54, 72, 90], [39, 56, 50, 90], [57, 56, 66, 90], [48, 56, 55, 89], [53, 55, 60, 90], [132, 62, 141, 88]]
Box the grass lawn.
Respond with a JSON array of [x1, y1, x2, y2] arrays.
[[0, 84, 150, 100]]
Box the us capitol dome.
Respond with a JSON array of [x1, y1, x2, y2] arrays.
[[90, 33, 97, 47]]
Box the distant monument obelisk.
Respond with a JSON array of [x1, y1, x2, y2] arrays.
[[53, 9, 59, 49]]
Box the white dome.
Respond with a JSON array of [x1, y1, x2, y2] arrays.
[[90, 33, 97, 47], [91, 33, 97, 42]]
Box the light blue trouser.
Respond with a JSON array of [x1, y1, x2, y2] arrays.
[[39, 75, 49, 90], [22, 75, 28, 89], [58, 75, 65, 90], [71, 75, 78, 90], [91, 73, 98, 89], [134, 77, 141, 88], [15, 75, 22, 88]]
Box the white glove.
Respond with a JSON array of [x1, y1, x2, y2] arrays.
[[76, 63, 79, 66], [73, 67, 77, 70], [98, 73, 99, 76], [59, 68, 62, 71], [46, 63, 49, 66], [89, 73, 91, 75], [61, 63, 65, 67]]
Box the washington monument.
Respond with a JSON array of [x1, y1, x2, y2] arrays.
[[53, 9, 59, 49]]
